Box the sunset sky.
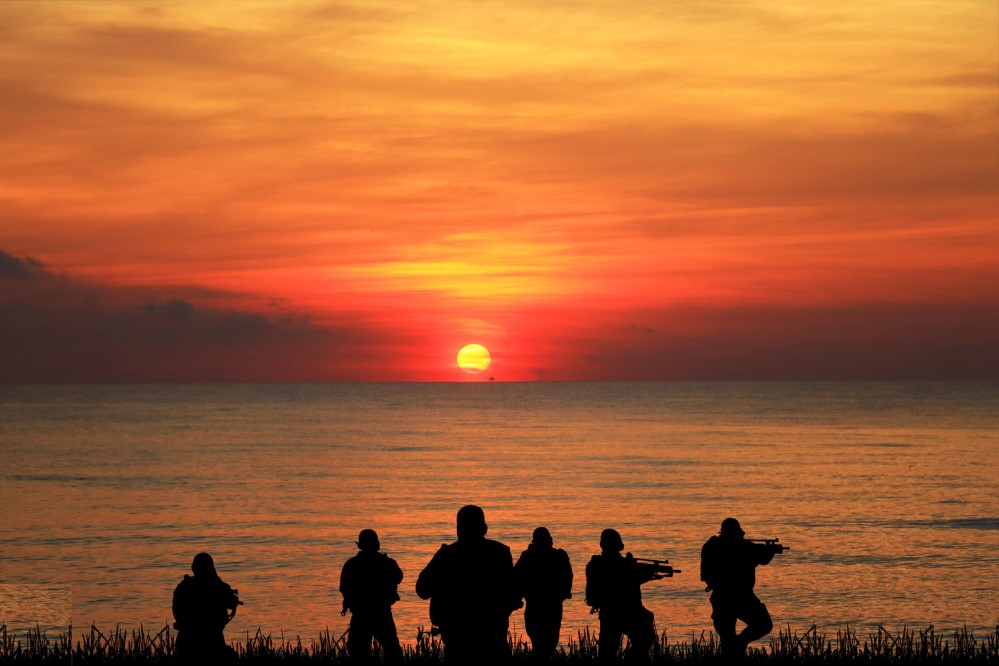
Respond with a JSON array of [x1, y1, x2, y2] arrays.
[[1, 0, 997, 381]]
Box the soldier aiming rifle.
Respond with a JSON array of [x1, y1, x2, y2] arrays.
[[700, 519, 788, 658], [585, 529, 682, 664]]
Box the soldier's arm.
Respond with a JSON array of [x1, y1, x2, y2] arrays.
[[700, 541, 718, 589], [391, 558, 404, 586], [633, 561, 658, 585], [513, 551, 527, 599], [561, 550, 574, 599], [513, 551, 527, 577], [339, 560, 354, 602], [501, 545, 522, 610], [584, 557, 598, 606], [416, 545, 445, 600], [220, 580, 240, 611], [171, 580, 186, 625], [752, 542, 777, 566]]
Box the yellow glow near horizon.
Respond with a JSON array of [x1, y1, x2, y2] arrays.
[[457, 344, 491, 374]]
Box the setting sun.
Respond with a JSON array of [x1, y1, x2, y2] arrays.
[[457, 344, 491, 374]]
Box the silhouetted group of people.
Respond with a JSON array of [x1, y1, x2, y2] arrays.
[[172, 507, 786, 664]]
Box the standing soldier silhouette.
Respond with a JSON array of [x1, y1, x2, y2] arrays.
[[514, 527, 573, 660], [585, 529, 657, 664], [172, 552, 241, 663], [416, 505, 521, 664], [339, 529, 404, 665], [700, 518, 783, 658]]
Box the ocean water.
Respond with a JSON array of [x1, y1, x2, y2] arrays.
[[1, 382, 996, 647]]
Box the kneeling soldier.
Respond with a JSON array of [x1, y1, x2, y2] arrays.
[[700, 518, 784, 657]]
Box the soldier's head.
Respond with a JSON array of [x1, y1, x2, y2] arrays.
[[532, 527, 553, 549], [720, 517, 745, 538], [599, 528, 624, 553], [456, 505, 487, 542], [191, 552, 215, 576], [357, 529, 380, 552]]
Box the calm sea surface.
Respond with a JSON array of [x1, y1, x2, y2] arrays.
[[1, 383, 996, 646]]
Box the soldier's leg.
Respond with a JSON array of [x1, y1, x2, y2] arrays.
[[219, 641, 238, 664], [736, 595, 773, 648], [622, 607, 655, 664], [347, 612, 375, 664], [174, 630, 189, 660], [459, 621, 508, 666], [177, 629, 218, 664], [487, 616, 511, 663], [439, 626, 469, 665], [710, 593, 739, 655], [598, 615, 622, 664], [525, 600, 562, 659], [372, 609, 403, 665]]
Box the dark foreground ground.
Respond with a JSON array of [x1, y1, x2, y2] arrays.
[[2, 624, 997, 663]]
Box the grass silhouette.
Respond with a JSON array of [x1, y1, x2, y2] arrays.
[[2, 622, 996, 663]]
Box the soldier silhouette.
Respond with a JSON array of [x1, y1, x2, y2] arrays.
[[339, 529, 404, 664], [585, 529, 657, 664], [514, 527, 573, 660], [171, 552, 241, 664], [700, 518, 782, 657], [416, 505, 520, 664]]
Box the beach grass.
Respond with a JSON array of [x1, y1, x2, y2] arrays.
[[1, 622, 996, 663]]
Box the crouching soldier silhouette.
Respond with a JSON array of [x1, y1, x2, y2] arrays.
[[515, 527, 573, 660], [700, 518, 784, 658], [585, 530, 657, 664], [416, 505, 521, 664], [339, 529, 404, 665], [172, 552, 241, 664]]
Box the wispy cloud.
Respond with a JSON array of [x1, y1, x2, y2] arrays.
[[0, 1, 996, 380]]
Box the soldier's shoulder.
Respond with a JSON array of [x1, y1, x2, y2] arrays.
[[484, 538, 510, 551], [429, 542, 454, 561]]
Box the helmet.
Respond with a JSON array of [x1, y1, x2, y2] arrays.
[[191, 552, 215, 576], [720, 518, 745, 538], [599, 528, 624, 552], [532, 526, 553, 548], [357, 529, 380, 552]]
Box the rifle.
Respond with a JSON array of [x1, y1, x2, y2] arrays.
[[748, 538, 789, 553], [586, 555, 682, 614], [226, 588, 245, 623], [633, 557, 681, 579]]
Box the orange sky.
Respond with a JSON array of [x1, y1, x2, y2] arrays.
[[1, 0, 997, 381]]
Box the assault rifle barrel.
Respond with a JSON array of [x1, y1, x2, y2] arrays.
[[748, 538, 789, 551], [633, 557, 681, 576]]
